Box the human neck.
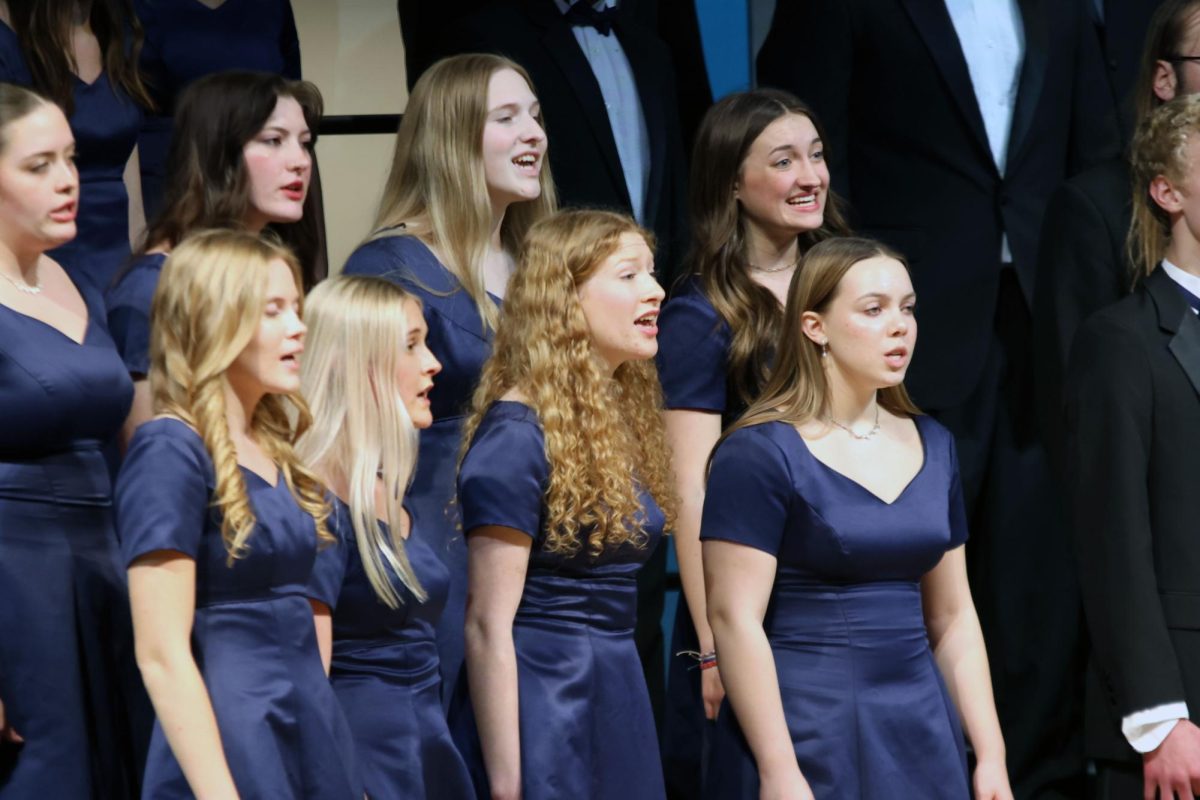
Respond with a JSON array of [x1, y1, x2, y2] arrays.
[[222, 378, 263, 439], [824, 368, 879, 430], [743, 223, 799, 275], [1165, 227, 1200, 277], [0, 239, 44, 285], [489, 202, 509, 253]]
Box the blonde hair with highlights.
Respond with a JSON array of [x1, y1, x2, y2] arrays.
[[297, 276, 426, 608], [148, 230, 331, 563], [461, 210, 677, 557], [1129, 94, 1200, 279], [719, 237, 922, 456], [371, 53, 558, 332]]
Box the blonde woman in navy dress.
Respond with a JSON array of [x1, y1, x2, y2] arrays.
[[456, 210, 674, 799], [115, 231, 360, 798], [298, 275, 474, 799], [702, 237, 1011, 799], [0, 82, 144, 799], [343, 53, 557, 706]]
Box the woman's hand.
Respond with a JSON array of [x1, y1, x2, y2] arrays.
[[759, 766, 815, 800], [972, 756, 1014, 800], [702, 665, 726, 720], [0, 696, 23, 743]]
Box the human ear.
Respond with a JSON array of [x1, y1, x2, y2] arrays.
[[800, 310, 825, 346], [1149, 174, 1183, 214], [1154, 60, 1180, 103]]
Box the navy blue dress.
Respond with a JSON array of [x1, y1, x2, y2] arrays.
[[343, 233, 497, 708], [455, 401, 667, 800], [654, 278, 735, 797], [115, 418, 361, 799], [0, 23, 143, 293], [0, 285, 143, 798], [105, 252, 167, 376], [133, 0, 301, 218], [309, 498, 474, 800], [700, 416, 970, 799]]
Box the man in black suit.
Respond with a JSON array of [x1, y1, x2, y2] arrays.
[[757, 2, 1120, 797], [1065, 94, 1200, 798]]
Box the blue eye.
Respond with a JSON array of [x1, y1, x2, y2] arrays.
[[774, 158, 791, 168]]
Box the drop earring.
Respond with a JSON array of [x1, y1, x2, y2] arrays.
[[821, 339, 829, 358]]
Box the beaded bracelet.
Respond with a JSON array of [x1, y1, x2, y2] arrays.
[[677, 649, 718, 671]]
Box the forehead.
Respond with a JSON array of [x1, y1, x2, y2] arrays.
[[264, 258, 299, 294], [487, 67, 535, 107], [749, 113, 819, 154], [402, 297, 427, 329], [838, 255, 912, 296], [603, 232, 652, 263], [1, 104, 73, 157], [261, 95, 308, 130]]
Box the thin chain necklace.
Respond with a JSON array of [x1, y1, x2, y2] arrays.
[[0, 268, 42, 295], [748, 260, 794, 274], [828, 403, 881, 440]]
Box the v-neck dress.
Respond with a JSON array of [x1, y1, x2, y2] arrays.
[[700, 414, 970, 799], [133, 0, 301, 218], [0, 284, 145, 798], [343, 233, 499, 710], [115, 419, 362, 799], [0, 22, 143, 293]]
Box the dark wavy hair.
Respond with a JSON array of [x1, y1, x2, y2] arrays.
[[686, 88, 850, 408], [6, 0, 152, 115], [138, 70, 324, 287]]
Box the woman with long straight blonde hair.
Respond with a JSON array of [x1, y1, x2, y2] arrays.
[[114, 230, 361, 799], [455, 209, 674, 800], [343, 52, 556, 706], [298, 275, 474, 799], [702, 237, 1010, 799]]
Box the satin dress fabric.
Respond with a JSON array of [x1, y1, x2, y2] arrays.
[[343, 233, 497, 709], [308, 498, 474, 800], [454, 401, 667, 800], [653, 277, 737, 797], [133, 0, 301, 219], [700, 415, 970, 799], [0, 23, 142, 293], [115, 419, 362, 799], [105, 252, 167, 377], [0, 285, 145, 798]]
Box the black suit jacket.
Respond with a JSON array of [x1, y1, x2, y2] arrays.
[[1065, 267, 1200, 762], [436, 0, 689, 280], [757, 0, 1119, 409], [1033, 158, 1134, 474]]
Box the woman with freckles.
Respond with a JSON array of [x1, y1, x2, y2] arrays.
[[106, 69, 324, 446], [455, 210, 675, 800], [343, 52, 556, 708], [0, 82, 144, 798], [298, 275, 475, 799], [114, 230, 361, 799], [702, 238, 1011, 800], [655, 88, 849, 796]]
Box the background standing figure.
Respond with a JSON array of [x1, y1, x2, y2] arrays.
[[655, 86, 849, 800], [455, 209, 674, 800], [342, 52, 556, 712], [702, 237, 1012, 800], [0, 81, 145, 800], [299, 275, 475, 800], [0, 0, 151, 292]]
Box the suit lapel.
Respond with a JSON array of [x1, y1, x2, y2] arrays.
[[616, 21, 665, 228], [1005, 0, 1048, 170], [898, 0, 992, 166], [1148, 269, 1200, 398]]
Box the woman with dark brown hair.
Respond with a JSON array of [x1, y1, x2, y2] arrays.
[[654, 87, 849, 795], [0, 0, 152, 292], [105, 69, 323, 447]]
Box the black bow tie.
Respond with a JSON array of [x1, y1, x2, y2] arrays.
[[566, 1, 618, 35]]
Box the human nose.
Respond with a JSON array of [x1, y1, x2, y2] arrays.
[[643, 273, 665, 304], [55, 158, 78, 192], [423, 347, 442, 377], [794, 157, 821, 188], [287, 309, 306, 340], [522, 114, 546, 146], [288, 140, 312, 172]]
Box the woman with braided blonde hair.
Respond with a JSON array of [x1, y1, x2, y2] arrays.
[[455, 209, 675, 800], [114, 229, 361, 799]]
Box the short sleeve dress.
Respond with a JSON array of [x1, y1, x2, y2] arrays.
[[343, 233, 497, 708], [700, 416, 971, 799], [0, 284, 145, 798], [115, 418, 362, 799], [454, 401, 667, 800], [308, 497, 474, 800], [0, 22, 143, 292], [105, 252, 167, 377]]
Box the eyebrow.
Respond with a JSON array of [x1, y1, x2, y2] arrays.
[[261, 125, 311, 137], [856, 291, 916, 301]]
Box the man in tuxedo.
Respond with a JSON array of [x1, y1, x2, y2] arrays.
[[757, 2, 1120, 796], [1065, 93, 1200, 799]]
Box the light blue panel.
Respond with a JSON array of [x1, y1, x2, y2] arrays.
[[696, 0, 751, 99]]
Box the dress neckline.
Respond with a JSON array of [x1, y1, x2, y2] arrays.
[[784, 416, 929, 506], [0, 300, 92, 346]]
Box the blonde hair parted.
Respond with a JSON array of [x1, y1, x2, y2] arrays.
[[297, 276, 426, 608], [1129, 94, 1200, 280], [719, 237, 922, 457], [149, 229, 330, 563], [460, 210, 677, 556], [371, 53, 558, 332]]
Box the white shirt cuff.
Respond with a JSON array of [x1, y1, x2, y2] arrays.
[[1122, 703, 1190, 753]]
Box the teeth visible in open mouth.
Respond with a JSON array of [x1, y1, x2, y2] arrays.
[[787, 195, 817, 206], [513, 155, 537, 166], [635, 314, 658, 326]]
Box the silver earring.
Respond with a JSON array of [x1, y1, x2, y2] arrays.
[[820, 340, 829, 358]]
